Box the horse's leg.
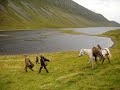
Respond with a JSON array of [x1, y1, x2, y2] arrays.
[[98, 54, 104, 64], [106, 56, 110, 64], [88, 59, 91, 64], [88, 56, 92, 64], [99, 56, 102, 61], [101, 57, 105, 64], [90, 59, 94, 69]]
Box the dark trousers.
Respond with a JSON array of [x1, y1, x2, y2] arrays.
[[38, 65, 49, 73]]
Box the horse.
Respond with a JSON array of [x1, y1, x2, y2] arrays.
[[78, 48, 112, 69]]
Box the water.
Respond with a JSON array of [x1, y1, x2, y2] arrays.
[[0, 27, 119, 55], [62, 27, 120, 34]]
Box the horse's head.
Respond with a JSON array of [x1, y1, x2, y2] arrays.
[[79, 49, 85, 57]]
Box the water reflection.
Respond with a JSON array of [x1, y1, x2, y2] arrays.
[[0, 27, 118, 54]]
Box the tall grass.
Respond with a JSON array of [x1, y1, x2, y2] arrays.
[[0, 30, 120, 90]]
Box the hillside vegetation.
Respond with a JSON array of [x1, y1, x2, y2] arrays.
[[0, 0, 120, 29], [0, 30, 120, 90]]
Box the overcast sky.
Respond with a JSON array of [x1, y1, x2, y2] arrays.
[[72, 0, 120, 23]]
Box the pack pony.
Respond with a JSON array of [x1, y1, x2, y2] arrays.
[[79, 48, 112, 69]]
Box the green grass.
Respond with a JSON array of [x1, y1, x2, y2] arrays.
[[0, 30, 120, 90], [60, 30, 83, 35]]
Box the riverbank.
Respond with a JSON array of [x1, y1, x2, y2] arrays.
[[0, 30, 120, 90]]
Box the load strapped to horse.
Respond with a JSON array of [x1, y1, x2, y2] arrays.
[[92, 44, 110, 64], [92, 45, 104, 64]]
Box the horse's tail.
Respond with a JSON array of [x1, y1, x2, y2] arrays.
[[106, 48, 112, 60]]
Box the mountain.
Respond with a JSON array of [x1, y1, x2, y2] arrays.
[[0, 0, 120, 29]]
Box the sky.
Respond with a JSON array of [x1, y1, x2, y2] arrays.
[[72, 0, 120, 23]]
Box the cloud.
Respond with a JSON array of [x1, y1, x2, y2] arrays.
[[72, 0, 120, 23]]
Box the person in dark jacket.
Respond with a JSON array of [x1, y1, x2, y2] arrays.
[[24, 55, 34, 72], [38, 55, 50, 73]]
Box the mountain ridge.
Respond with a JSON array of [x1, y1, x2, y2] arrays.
[[0, 0, 119, 29]]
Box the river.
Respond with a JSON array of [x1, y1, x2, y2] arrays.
[[0, 27, 120, 55]]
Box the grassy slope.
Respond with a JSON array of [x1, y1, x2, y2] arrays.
[[0, 6, 98, 30], [0, 0, 119, 30], [0, 30, 120, 90]]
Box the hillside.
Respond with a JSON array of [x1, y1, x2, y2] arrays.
[[0, 0, 120, 29], [0, 30, 120, 89]]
